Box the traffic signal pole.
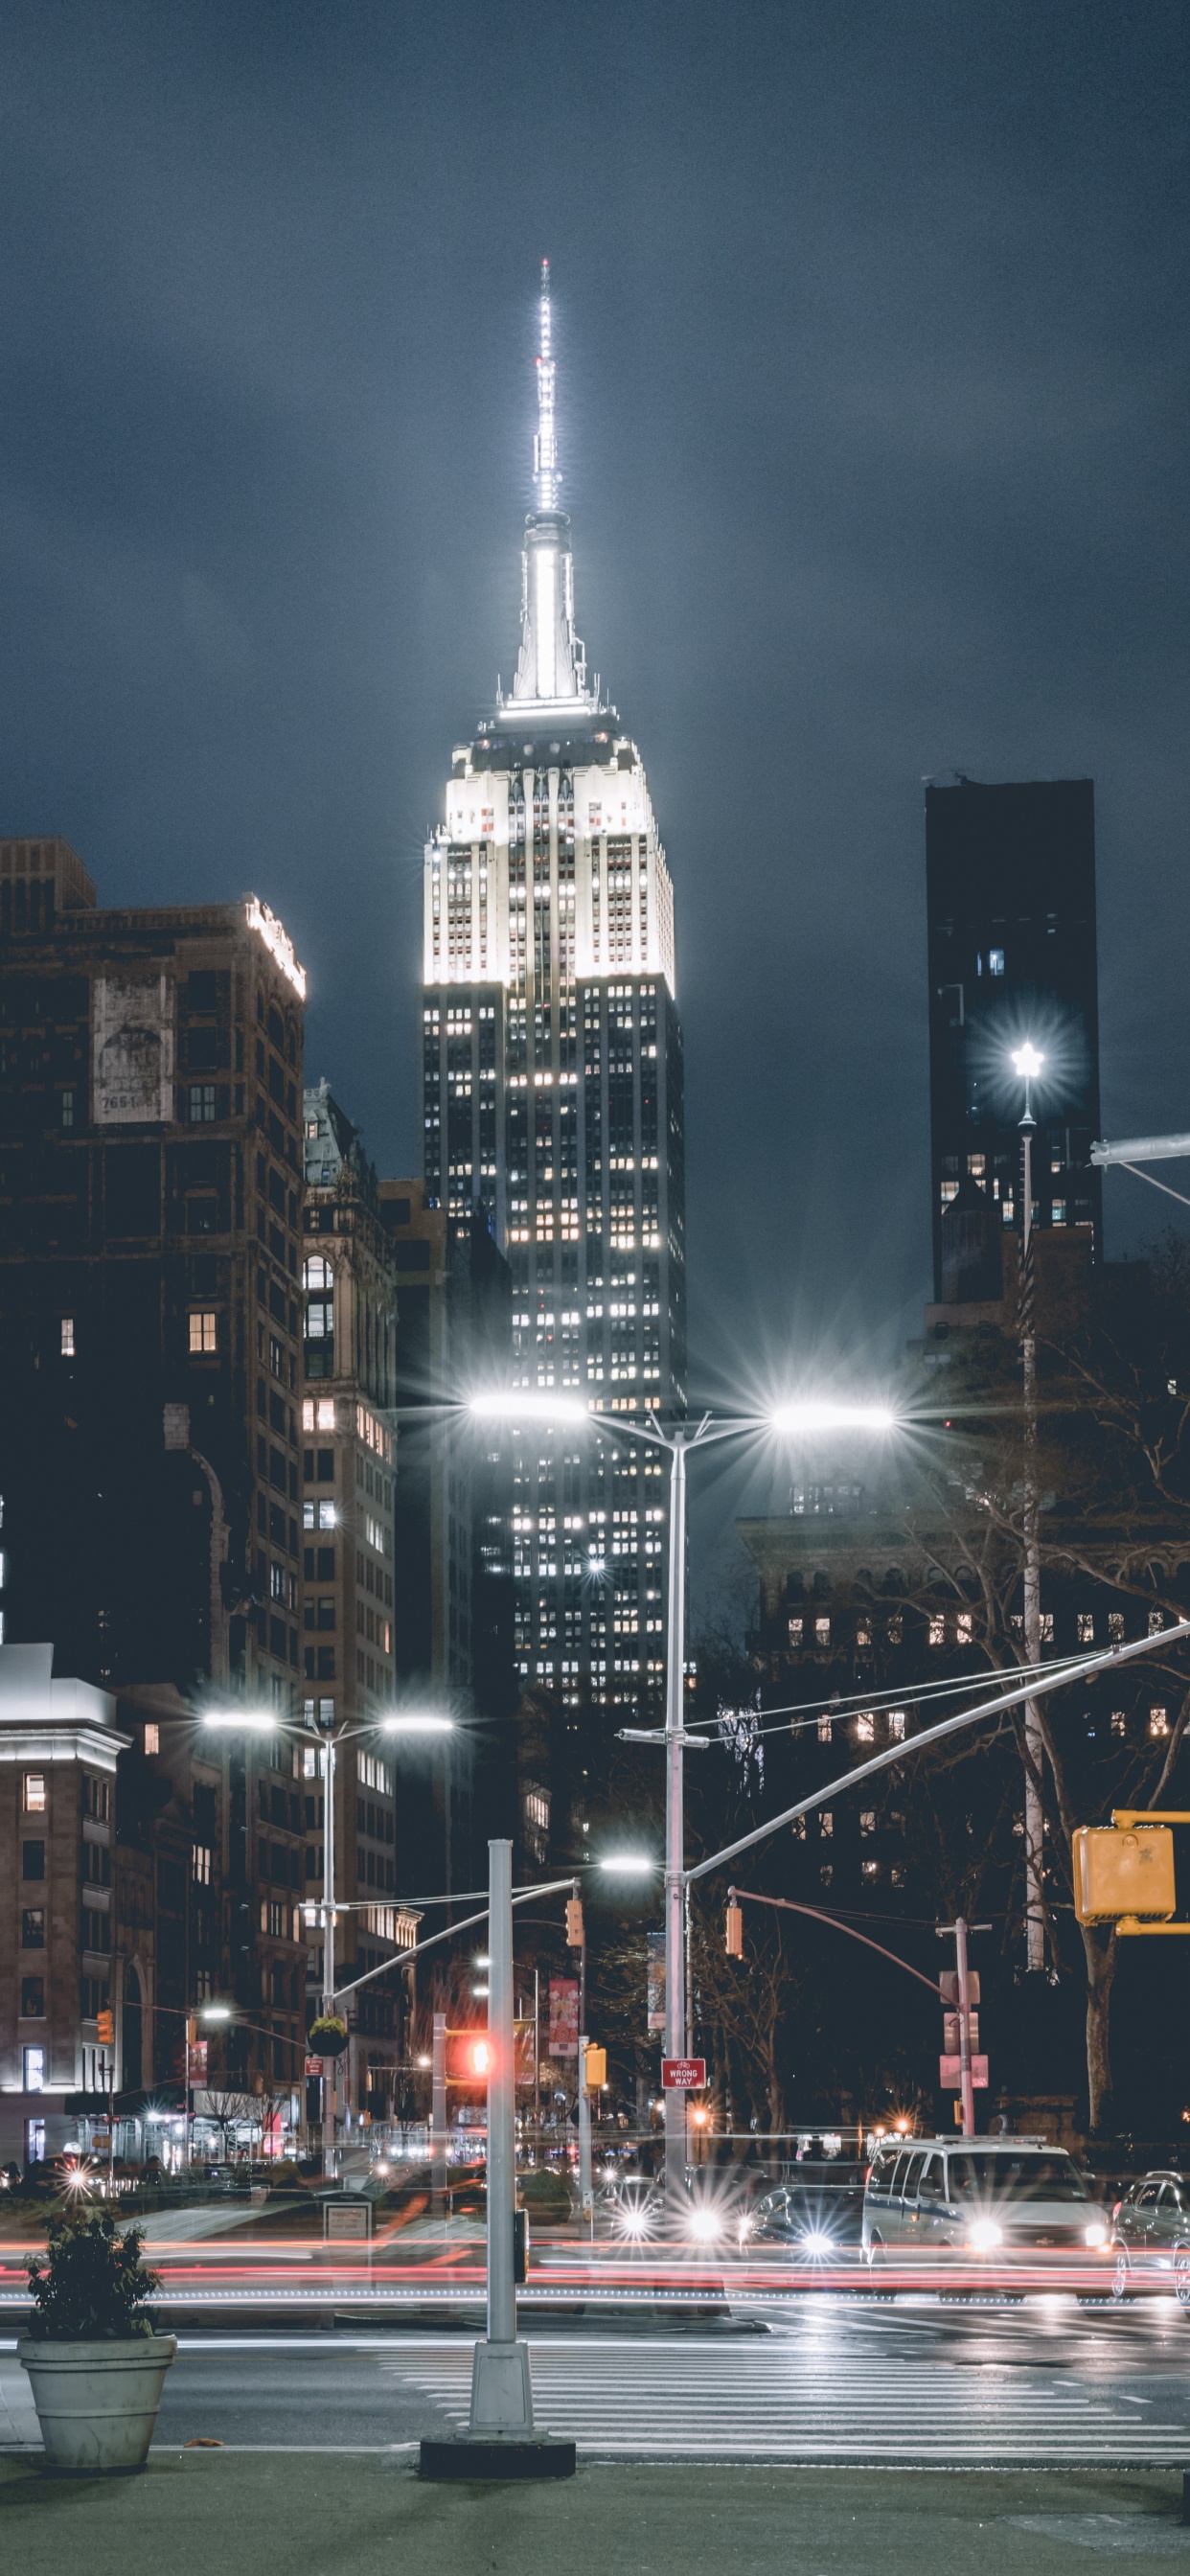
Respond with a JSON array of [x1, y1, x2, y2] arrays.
[[467, 1838, 535, 2437]]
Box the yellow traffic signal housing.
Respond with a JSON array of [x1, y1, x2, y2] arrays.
[[725, 1901, 744, 1959], [1073, 1824, 1176, 1924], [97, 2009, 115, 2047], [584, 2043, 606, 2089], [565, 1898, 584, 1947]]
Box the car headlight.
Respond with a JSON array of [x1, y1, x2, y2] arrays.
[[967, 2219, 1002, 2250], [687, 2207, 721, 2242], [801, 2230, 832, 2255], [1085, 2221, 1108, 2248]]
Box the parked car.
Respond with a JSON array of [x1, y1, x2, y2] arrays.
[[739, 2170, 863, 2258], [603, 2173, 664, 2237], [1110, 2171, 1190, 2307], [862, 2139, 1111, 2289]]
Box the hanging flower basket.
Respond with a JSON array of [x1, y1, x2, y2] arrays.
[[308, 2015, 349, 2058]]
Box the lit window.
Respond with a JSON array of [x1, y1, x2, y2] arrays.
[[1150, 1708, 1169, 1738], [145, 1724, 159, 1754], [861, 1859, 880, 1878], [302, 1400, 314, 1431], [60, 1318, 75, 1357], [928, 1615, 945, 1646], [317, 1400, 334, 1430], [304, 1256, 333, 1291], [940, 1182, 958, 1207], [967, 1153, 985, 1177], [1077, 1613, 1094, 1644], [888, 1711, 906, 1741], [1110, 1711, 1126, 1736], [855, 1713, 875, 1743], [23, 2046, 45, 2093], [814, 1617, 830, 1645], [788, 1617, 803, 1645], [23, 1774, 46, 1813], [860, 1810, 876, 1834], [189, 1310, 217, 1354], [820, 1812, 834, 1838], [1150, 1611, 1165, 1637], [192, 1843, 212, 1885], [816, 1716, 833, 1743], [189, 1084, 217, 1123], [1051, 1200, 1067, 1227], [1041, 1613, 1054, 1644], [989, 949, 1004, 976], [1109, 1613, 1125, 1644], [956, 1612, 973, 1644], [269, 1563, 286, 1601]]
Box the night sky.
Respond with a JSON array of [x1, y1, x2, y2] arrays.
[[1, 3, 1186, 1592]]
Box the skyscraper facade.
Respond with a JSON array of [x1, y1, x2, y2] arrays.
[[926, 776, 1102, 1307], [420, 266, 686, 1713]]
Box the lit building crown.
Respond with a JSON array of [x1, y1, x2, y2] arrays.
[[500, 258, 604, 719]]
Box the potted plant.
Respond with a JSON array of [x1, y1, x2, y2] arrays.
[[307, 2013, 349, 2057], [18, 2205, 176, 2472]]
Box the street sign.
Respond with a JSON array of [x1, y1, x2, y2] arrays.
[[939, 2054, 988, 2088], [304, 2055, 323, 2076], [940, 1970, 980, 2008], [661, 2058, 706, 2090]]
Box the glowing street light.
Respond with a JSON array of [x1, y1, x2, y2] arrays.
[[200, 1711, 279, 1732], [200, 2005, 233, 2023], [469, 1391, 586, 1424], [378, 1714, 455, 1736], [598, 1853, 656, 1876], [769, 1401, 897, 1434], [1012, 1041, 1044, 1082]]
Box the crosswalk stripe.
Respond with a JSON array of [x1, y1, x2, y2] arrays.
[[385, 2346, 1190, 2462]]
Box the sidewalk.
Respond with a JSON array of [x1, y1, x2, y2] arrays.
[[0, 2452, 1185, 2574]]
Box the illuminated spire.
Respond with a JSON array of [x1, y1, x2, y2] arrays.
[[502, 257, 601, 715], [533, 258, 559, 510]]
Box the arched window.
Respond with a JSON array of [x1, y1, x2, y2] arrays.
[[303, 1256, 333, 1292]]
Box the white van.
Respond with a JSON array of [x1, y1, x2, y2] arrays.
[[862, 2138, 1110, 2279]]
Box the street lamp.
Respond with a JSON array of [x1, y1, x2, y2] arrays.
[[201, 1703, 455, 2174], [469, 1389, 896, 2202], [1012, 1041, 1045, 1974]]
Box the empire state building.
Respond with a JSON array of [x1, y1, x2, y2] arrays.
[[421, 264, 686, 1713]]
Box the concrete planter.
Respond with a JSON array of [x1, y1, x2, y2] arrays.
[[17, 2334, 176, 2472]]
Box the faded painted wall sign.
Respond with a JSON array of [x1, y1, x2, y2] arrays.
[[93, 975, 173, 1123]]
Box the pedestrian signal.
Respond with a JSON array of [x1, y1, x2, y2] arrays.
[[1074, 1824, 1177, 1924], [97, 2010, 115, 2047], [725, 1900, 744, 1959], [584, 2044, 606, 2089], [565, 1897, 584, 1946], [444, 2030, 493, 2085]]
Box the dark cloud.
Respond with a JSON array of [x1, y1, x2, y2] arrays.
[[0, 0, 1186, 1574]]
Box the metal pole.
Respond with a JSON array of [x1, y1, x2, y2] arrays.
[[578, 2033, 593, 2223], [664, 1434, 687, 2208], [468, 1837, 534, 2434], [533, 1967, 540, 2159], [431, 2011, 446, 2215], [1020, 1116, 1045, 1972], [322, 1739, 337, 2175], [955, 1917, 975, 2140]]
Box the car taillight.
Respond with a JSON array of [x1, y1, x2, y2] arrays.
[[1111, 2200, 1121, 2220]]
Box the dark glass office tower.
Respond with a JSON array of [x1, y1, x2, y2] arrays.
[[926, 776, 1102, 1304]]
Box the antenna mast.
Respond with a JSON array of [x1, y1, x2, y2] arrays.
[[533, 258, 558, 510]]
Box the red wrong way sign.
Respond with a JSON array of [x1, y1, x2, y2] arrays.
[[661, 2058, 706, 2090]]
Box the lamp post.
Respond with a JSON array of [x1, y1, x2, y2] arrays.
[[1012, 1041, 1045, 1975], [469, 1391, 895, 2205], [202, 1705, 454, 2177]]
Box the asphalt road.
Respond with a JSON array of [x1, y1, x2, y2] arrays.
[[8, 2293, 1190, 2467]]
